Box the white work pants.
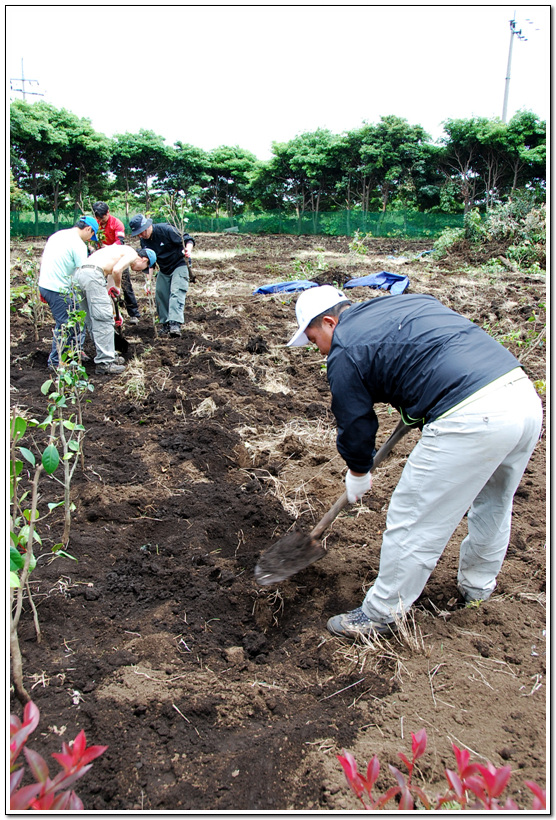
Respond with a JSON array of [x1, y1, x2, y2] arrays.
[[362, 376, 543, 623], [74, 265, 116, 365]]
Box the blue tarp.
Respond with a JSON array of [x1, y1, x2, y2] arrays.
[[344, 271, 410, 295], [252, 280, 318, 295]]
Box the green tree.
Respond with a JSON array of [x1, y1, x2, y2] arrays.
[[10, 169, 30, 211], [250, 143, 308, 214], [10, 101, 111, 228], [441, 114, 546, 212], [337, 118, 435, 220], [342, 124, 381, 214], [248, 156, 286, 211], [10, 101, 69, 228], [359, 116, 431, 212], [111, 130, 170, 216], [409, 142, 445, 212], [159, 141, 211, 210], [504, 111, 546, 196], [203, 145, 259, 217], [440, 118, 484, 213], [469, 117, 509, 209], [286, 129, 343, 222], [256, 129, 343, 231], [60, 111, 111, 219], [110, 133, 137, 218]]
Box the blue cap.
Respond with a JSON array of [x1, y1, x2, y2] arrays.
[[81, 215, 99, 241], [138, 248, 157, 268]]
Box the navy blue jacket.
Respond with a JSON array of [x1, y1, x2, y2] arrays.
[[327, 293, 521, 473]]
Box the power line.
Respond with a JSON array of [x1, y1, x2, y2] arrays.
[[10, 59, 44, 101]]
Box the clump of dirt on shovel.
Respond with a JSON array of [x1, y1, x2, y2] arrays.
[[254, 530, 327, 584]]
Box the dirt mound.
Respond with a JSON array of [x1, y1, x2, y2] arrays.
[[10, 233, 546, 811]]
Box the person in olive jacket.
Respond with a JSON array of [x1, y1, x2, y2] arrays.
[[129, 214, 195, 337], [287, 285, 543, 640]]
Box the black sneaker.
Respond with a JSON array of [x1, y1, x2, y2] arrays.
[[157, 323, 170, 336], [169, 322, 181, 337], [327, 607, 395, 639]]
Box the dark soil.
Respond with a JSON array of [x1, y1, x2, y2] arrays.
[[10, 233, 546, 811]]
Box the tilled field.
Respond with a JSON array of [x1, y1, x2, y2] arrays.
[[10, 232, 546, 811]]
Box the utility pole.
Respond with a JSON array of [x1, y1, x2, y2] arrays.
[[502, 14, 528, 123], [10, 58, 44, 101]]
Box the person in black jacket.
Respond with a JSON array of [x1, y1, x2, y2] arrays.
[[287, 286, 543, 639], [129, 214, 195, 337]]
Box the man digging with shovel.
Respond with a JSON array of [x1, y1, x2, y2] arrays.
[[286, 285, 542, 640], [73, 245, 156, 375]]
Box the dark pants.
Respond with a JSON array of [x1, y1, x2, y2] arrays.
[[121, 268, 140, 318], [39, 286, 85, 367]]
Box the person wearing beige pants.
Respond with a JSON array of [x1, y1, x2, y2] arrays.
[[73, 245, 155, 375]]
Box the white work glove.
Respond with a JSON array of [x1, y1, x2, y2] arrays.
[[345, 470, 372, 503]]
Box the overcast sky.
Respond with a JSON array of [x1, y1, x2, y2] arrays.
[[6, 5, 549, 161]]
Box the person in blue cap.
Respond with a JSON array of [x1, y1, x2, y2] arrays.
[[73, 244, 156, 375], [287, 285, 543, 640], [38, 216, 99, 370]]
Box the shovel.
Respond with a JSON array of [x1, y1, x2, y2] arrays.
[[254, 418, 412, 585], [111, 296, 129, 356], [186, 257, 196, 284]]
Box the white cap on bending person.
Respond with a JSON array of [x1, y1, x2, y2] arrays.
[[287, 285, 349, 346]]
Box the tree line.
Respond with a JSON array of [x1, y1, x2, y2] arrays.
[[10, 100, 546, 228]]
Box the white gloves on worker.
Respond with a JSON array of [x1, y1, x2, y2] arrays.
[[345, 470, 372, 503]]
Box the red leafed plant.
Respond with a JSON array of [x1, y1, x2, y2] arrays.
[[10, 700, 107, 810], [337, 727, 546, 811]]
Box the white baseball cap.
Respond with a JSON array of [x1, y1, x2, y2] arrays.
[[287, 285, 349, 346]]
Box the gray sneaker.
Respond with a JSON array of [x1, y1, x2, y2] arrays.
[[169, 322, 181, 337], [96, 361, 125, 375], [457, 584, 490, 605], [115, 355, 125, 365], [128, 316, 139, 325], [327, 607, 395, 639]]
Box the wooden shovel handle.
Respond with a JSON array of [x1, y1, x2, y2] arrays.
[[309, 418, 412, 540]]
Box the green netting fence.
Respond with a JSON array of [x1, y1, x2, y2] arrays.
[[10, 210, 464, 239]]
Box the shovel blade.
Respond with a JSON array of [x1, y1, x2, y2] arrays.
[[114, 330, 129, 355], [254, 531, 327, 585]]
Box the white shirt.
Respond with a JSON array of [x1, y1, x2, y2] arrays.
[[38, 228, 89, 292]]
